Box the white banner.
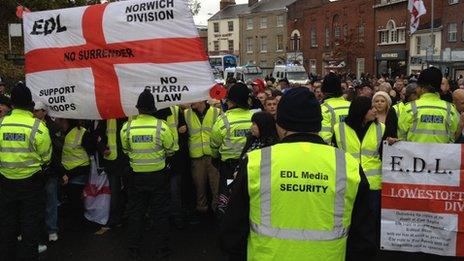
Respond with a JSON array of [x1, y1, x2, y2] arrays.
[[24, 0, 214, 119], [381, 141, 464, 257]]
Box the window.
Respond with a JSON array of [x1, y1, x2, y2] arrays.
[[398, 28, 406, 43], [449, 0, 459, 4], [387, 20, 397, 43], [260, 36, 268, 52], [260, 17, 268, 29], [309, 59, 317, 75], [310, 28, 317, 47], [228, 40, 234, 52], [260, 60, 267, 67], [246, 18, 253, 30], [333, 15, 340, 44], [276, 35, 283, 51], [213, 41, 219, 51], [358, 23, 365, 43], [228, 21, 234, 32], [449, 23, 457, 42], [277, 15, 284, 27], [325, 27, 330, 47], [246, 38, 253, 53], [291, 30, 301, 51], [416, 36, 422, 55], [380, 31, 388, 44], [213, 22, 219, 33]]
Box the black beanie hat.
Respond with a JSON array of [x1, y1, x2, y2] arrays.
[[276, 87, 322, 133], [11, 82, 34, 109], [417, 67, 442, 92], [227, 83, 250, 108], [321, 73, 342, 95], [136, 89, 156, 112]]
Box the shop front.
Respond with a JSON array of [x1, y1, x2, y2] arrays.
[[376, 50, 408, 77]]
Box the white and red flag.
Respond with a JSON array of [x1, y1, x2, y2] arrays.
[[408, 0, 427, 34], [24, 0, 214, 119]]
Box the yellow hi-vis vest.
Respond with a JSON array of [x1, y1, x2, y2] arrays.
[[166, 106, 180, 151], [120, 114, 176, 173], [104, 119, 117, 161], [247, 143, 360, 261], [62, 127, 90, 171], [320, 97, 351, 144], [0, 109, 52, 179], [393, 102, 405, 119], [334, 122, 385, 190], [184, 106, 220, 158], [210, 108, 253, 161], [398, 93, 459, 143]]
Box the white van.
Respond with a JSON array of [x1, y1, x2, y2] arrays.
[[234, 65, 263, 83], [273, 64, 310, 85]]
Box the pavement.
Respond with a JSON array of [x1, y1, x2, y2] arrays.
[[38, 213, 463, 261], [40, 214, 225, 261]]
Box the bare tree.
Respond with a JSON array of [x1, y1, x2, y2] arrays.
[[188, 0, 201, 15]]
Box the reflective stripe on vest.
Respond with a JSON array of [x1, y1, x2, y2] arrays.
[[251, 147, 349, 241], [335, 122, 384, 190], [185, 107, 219, 158], [0, 118, 42, 153], [125, 117, 169, 172], [104, 119, 118, 161], [322, 104, 350, 131], [410, 102, 452, 137], [62, 127, 90, 170]]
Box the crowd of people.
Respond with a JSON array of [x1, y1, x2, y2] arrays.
[[0, 66, 463, 261]]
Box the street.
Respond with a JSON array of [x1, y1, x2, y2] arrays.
[[40, 214, 224, 261]]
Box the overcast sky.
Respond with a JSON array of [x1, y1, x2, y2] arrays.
[[194, 0, 248, 26]]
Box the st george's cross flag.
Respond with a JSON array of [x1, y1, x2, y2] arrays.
[[408, 0, 427, 34], [24, 0, 214, 119]]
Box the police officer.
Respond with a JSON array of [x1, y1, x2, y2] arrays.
[[121, 89, 176, 261], [221, 87, 371, 261], [0, 84, 52, 261], [320, 73, 351, 144], [398, 67, 459, 143], [210, 83, 253, 208]]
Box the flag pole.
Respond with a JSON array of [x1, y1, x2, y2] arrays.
[[430, 0, 434, 63]]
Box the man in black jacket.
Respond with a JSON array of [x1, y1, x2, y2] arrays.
[[220, 87, 376, 260]]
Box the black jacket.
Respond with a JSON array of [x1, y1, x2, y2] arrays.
[[220, 133, 374, 260]]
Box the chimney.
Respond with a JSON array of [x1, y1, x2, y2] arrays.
[[220, 0, 236, 10], [248, 0, 258, 6]]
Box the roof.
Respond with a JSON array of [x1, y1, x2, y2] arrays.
[[208, 4, 251, 21], [248, 0, 298, 13]]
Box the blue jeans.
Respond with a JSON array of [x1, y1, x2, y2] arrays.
[[45, 177, 59, 234]]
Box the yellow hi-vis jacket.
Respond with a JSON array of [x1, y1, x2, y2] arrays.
[[166, 106, 180, 152], [398, 93, 459, 143], [0, 109, 52, 179], [121, 114, 176, 173], [334, 122, 385, 190], [246, 142, 360, 261], [62, 127, 90, 171], [319, 97, 351, 144], [210, 108, 253, 161], [184, 106, 221, 158], [103, 119, 118, 161]]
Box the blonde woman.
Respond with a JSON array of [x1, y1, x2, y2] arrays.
[[373, 91, 398, 138]]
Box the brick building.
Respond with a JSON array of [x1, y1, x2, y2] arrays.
[[437, 0, 464, 79], [374, 0, 442, 77], [239, 0, 297, 75], [287, 0, 375, 78]]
